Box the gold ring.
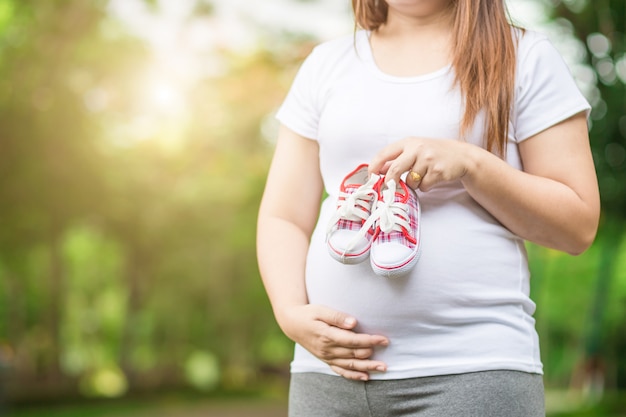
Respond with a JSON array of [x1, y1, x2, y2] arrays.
[[409, 171, 422, 182]]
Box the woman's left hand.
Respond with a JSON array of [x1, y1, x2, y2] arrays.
[[369, 137, 476, 190]]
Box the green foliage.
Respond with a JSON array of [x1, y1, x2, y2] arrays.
[[546, 0, 626, 395], [529, 235, 626, 387], [0, 0, 299, 402], [550, 0, 626, 217], [0, 0, 624, 410]]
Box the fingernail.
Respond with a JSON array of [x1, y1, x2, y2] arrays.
[[360, 376, 369, 382], [344, 317, 356, 327], [376, 366, 386, 372]]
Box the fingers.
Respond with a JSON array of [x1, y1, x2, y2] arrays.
[[299, 305, 390, 381], [322, 325, 389, 349], [369, 142, 403, 176], [315, 326, 389, 380], [330, 358, 388, 381], [370, 138, 472, 192], [369, 139, 419, 185], [330, 365, 371, 381], [406, 168, 425, 189], [333, 358, 387, 373], [312, 305, 358, 330], [313, 306, 389, 346], [322, 346, 372, 359], [318, 346, 379, 367], [384, 158, 426, 191], [384, 153, 418, 185]]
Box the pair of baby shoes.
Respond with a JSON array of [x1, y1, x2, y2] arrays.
[[326, 164, 421, 278]]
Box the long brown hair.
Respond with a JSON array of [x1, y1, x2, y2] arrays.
[[352, 0, 517, 156]]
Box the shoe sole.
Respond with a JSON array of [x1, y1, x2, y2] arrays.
[[371, 246, 421, 278], [327, 244, 371, 265]]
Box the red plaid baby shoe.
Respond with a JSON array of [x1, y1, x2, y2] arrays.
[[369, 179, 421, 278], [326, 164, 383, 264]]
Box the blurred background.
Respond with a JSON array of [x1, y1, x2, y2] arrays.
[[0, 0, 624, 416]]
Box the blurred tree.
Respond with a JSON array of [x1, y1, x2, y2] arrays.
[[0, 0, 305, 402], [548, 0, 626, 395], [0, 0, 115, 387], [7, 0, 622, 408]]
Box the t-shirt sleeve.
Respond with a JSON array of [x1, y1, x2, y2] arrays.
[[513, 34, 591, 143], [275, 48, 322, 141]]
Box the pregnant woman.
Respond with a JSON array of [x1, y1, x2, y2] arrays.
[[256, 0, 600, 415]]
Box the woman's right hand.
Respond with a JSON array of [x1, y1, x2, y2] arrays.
[[278, 304, 389, 381], [258, 127, 389, 381]]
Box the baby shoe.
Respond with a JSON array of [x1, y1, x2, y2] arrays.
[[326, 164, 382, 264], [369, 179, 421, 278]]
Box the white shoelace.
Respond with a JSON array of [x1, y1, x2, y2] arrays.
[[328, 178, 412, 256], [326, 173, 381, 240], [369, 179, 412, 235]]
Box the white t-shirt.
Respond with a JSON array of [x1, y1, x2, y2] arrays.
[[276, 29, 590, 380]]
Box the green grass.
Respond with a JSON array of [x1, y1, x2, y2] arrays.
[[6, 391, 625, 417], [545, 391, 626, 417], [7, 396, 165, 417], [6, 388, 286, 417]]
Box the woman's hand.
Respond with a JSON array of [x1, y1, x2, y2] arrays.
[[369, 137, 475, 190], [278, 304, 389, 381], [367, 113, 600, 255]]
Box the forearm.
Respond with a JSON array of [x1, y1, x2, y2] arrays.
[[257, 215, 310, 330], [461, 144, 599, 255], [257, 214, 390, 381], [256, 125, 327, 335]]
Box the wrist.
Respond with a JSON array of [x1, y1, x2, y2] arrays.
[[460, 142, 484, 182], [274, 303, 307, 339]]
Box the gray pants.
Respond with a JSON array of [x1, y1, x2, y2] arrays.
[[289, 371, 545, 417]]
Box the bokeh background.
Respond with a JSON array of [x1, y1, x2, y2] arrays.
[[0, 0, 624, 416]]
